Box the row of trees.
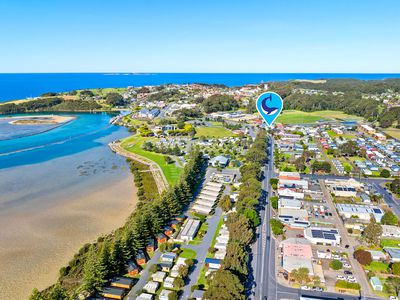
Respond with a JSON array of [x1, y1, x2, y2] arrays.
[[30, 148, 206, 299], [0, 96, 104, 115], [204, 131, 268, 299], [142, 141, 183, 156]]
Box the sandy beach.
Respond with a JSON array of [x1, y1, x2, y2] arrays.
[[0, 175, 136, 299], [8, 115, 75, 125]]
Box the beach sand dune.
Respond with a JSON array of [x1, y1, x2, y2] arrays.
[[0, 175, 136, 299]]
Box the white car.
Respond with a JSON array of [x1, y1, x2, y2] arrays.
[[301, 286, 310, 290], [337, 275, 345, 280], [343, 263, 351, 268], [389, 296, 398, 300]]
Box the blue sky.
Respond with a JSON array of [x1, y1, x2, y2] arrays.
[[1, 0, 399, 72]]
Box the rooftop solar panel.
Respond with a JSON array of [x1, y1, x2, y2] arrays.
[[311, 230, 324, 238], [324, 233, 336, 240]]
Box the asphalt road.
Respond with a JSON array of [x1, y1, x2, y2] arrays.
[[250, 139, 386, 300], [251, 136, 277, 299]]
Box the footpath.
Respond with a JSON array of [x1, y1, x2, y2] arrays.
[[109, 141, 168, 194]]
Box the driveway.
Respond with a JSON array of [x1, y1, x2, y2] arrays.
[[180, 207, 223, 299]]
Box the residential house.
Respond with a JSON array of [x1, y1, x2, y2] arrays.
[[101, 287, 126, 300], [126, 260, 139, 276], [136, 250, 147, 266], [156, 233, 168, 244], [110, 277, 134, 289], [143, 281, 160, 294]]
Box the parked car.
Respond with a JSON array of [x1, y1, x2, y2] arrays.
[[337, 275, 345, 280], [344, 270, 353, 275], [301, 286, 310, 290], [343, 263, 351, 268]]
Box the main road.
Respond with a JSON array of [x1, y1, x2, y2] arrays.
[[251, 136, 277, 299], [250, 137, 384, 300]]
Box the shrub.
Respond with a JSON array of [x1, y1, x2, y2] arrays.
[[392, 262, 400, 275], [269, 219, 284, 235], [330, 259, 343, 270], [380, 169, 391, 178], [335, 280, 361, 290], [270, 196, 279, 209]]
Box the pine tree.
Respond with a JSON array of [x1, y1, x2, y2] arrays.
[[109, 239, 125, 275], [82, 246, 103, 292], [29, 288, 44, 300], [48, 284, 68, 300], [97, 241, 111, 281]]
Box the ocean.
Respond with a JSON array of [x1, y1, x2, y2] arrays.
[[1, 73, 400, 102]]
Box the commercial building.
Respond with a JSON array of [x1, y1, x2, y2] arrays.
[[278, 208, 309, 221], [209, 155, 230, 168], [278, 198, 302, 210], [304, 227, 341, 246], [336, 204, 384, 222]]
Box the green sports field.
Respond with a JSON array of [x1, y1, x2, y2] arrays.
[[277, 110, 363, 124], [195, 125, 235, 138]]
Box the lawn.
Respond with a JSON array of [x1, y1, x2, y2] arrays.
[[277, 110, 363, 124], [189, 222, 208, 245], [380, 238, 400, 248], [129, 159, 159, 200], [384, 127, 400, 140], [179, 248, 197, 259], [197, 266, 208, 288], [364, 261, 390, 273], [121, 135, 183, 185], [195, 126, 235, 138]]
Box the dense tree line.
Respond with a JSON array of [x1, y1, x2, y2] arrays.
[[30, 148, 206, 299], [0, 97, 101, 114], [201, 94, 239, 113], [379, 107, 400, 128], [205, 131, 268, 299], [284, 93, 379, 120], [0, 97, 63, 114]]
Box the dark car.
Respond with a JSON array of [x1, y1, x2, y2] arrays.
[[344, 270, 353, 275], [345, 244, 350, 249]]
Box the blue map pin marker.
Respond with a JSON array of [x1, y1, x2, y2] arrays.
[[256, 92, 283, 127]]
